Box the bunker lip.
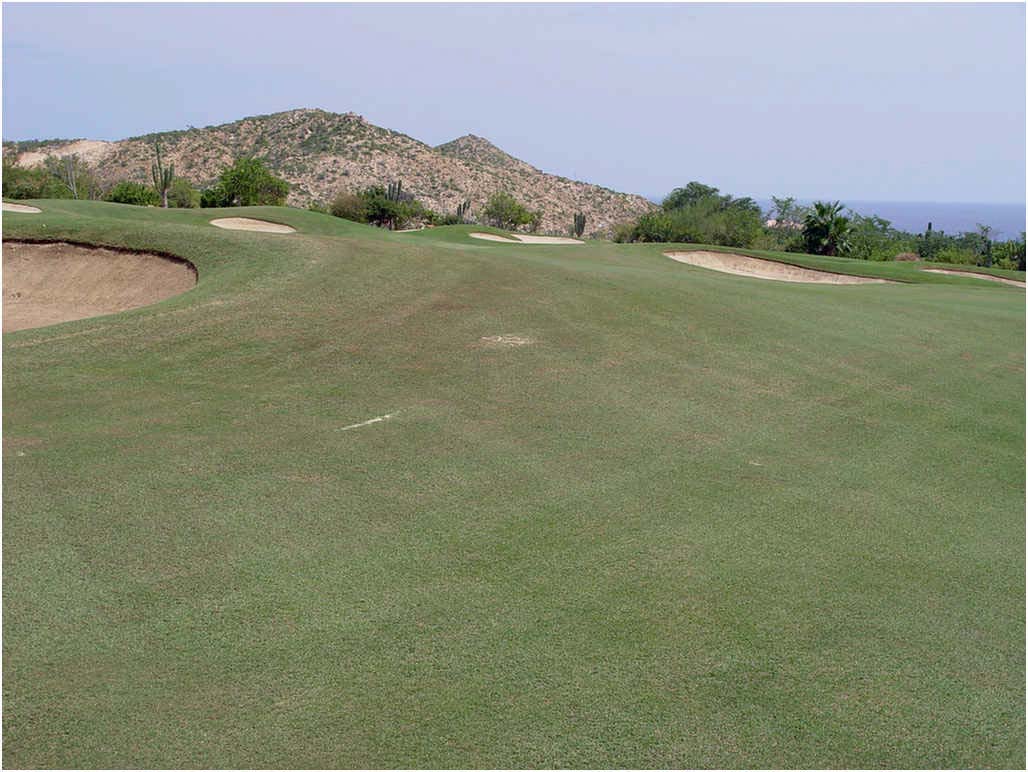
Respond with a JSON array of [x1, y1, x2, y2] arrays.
[[3, 202, 42, 213], [470, 232, 583, 245], [921, 268, 1026, 288], [664, 250, 892, 284], [210, 217, 296, 234], [3, 240, 198, 333]]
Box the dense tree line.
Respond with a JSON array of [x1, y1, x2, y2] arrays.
[[612, 181, 1025, 271]]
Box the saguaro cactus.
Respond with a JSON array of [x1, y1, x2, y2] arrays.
[[386, 180, 403, 202], [152, 141, 174, 208], [573, 212, 586, 238], [456, 199, 471, 223]]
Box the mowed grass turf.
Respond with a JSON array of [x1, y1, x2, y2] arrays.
[[3, 200, 1025, 768]]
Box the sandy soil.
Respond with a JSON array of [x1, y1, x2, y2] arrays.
[[210, 217, 296, 234], [3, 203, 42, 214], [480, 335, 533, 347], [921, 268, 1026, 288], [664, 250, 890, 284], [16, 140, 114, 168], [470, 232, 583, 245], [3, 241, 196, 332]]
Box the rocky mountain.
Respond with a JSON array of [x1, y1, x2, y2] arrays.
[[4, 108, 655, 235]]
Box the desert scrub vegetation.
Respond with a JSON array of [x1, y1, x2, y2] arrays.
[[105, 181, 160, 206], [330, 180, 434, 230]]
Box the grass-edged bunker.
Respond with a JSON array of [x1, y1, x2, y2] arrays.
[[210, 217, 296, 233], [3, 240, 196, 332], [665, 249, 892, 284]]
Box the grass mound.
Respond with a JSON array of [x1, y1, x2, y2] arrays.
[[2, 201, 1024, 769]]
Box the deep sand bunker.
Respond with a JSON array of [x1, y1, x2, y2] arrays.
[[210, 217, 295, 234], [470, 232, 583, 245], [665, 250, 890, 284], [921, 268, 1026, 288], [3, 241, 196, 332], [3, 203, 42, 214]]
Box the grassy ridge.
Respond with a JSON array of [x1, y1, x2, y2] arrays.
[[3, 201, 1025, 768]]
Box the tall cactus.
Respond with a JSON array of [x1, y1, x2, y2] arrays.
[[151, 140, 174, 209], [386, 180, 403, 202], [573, 211, 586, 238], [456, 198, 471, 223]]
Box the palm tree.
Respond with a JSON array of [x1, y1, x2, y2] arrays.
[[802, 201, 852, 256]]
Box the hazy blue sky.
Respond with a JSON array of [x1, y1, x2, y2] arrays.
[[3, 3, 1025, 203]]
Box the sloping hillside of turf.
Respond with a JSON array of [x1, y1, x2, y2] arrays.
[[3, 201, 1024, 768]]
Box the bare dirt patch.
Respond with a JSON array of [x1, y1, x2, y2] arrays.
[[16, 140, 114, 168], [921, 268, 1026, 288], [664, 250, 890, 284], [210, 217, 295, 234], [3, 203, 42, 214], [480, 335, 534, 347], [3, 241, 197, 332], [470, 232, 583, 245]]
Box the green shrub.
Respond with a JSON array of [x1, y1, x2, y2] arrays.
[[482, 191, 536, 230], [200, 186, 229, 208], [167, 177, 199, 208], [210, 158, 289, 206], [105, 181, 160, 207], [618, 182, 762, 247], [934, 246, 978, 266], [330, 192, 368, 222], [1, 162, 72, 200]]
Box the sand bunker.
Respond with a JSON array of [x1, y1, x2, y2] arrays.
[[210, 217, 295, 234], [470, 232, 583, 245], [3, 241, 196, 332], [921, 268, 1026, 288], [3, 203, 42, 214], [664, 251, 890, 284]]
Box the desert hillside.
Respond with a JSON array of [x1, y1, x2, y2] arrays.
[[3, 109, 655, 234]]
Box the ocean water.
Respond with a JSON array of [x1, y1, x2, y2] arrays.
[[646, 194, 1026, 241]]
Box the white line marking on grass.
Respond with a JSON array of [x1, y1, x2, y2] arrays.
[[338, 412, 399, 432]]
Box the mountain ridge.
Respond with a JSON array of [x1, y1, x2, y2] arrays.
[[4, 108, 655, 234]]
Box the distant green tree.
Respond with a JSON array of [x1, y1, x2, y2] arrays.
[[167, 177, 200, 208], [1, 161, 72, 200], [200, 185, 230, 208], [802, 201, 852, 256], [43, 154, 104, 200], [847, 213, 916, 261], [105, 181, 160, 206], [211, 158, 289, 206], [662, 182, 720, 211], [626, 183, 763, 247], [993, 233, 1026, 271], [767, 196, 808, 227], [359, 185, 432, 229], [482, 191, 535, 230], [330, 191, 368, 222], [976, 224, 994, 267]]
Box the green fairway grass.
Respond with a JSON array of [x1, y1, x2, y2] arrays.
[[3, 200, 1024, 768]]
